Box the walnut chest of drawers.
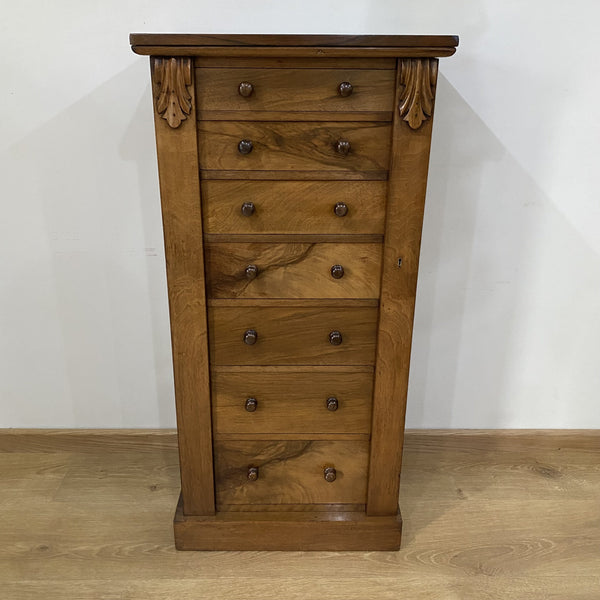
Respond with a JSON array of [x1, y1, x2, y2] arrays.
[[130, 33, 458, 551]]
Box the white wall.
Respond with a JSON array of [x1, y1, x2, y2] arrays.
[[1, 1, 599, 428]]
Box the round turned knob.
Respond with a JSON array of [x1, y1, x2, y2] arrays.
[[338, 82, 353, 97], [244, 329, 258, 345], [326, 397, 339, 412], [245, 264, 259, 280], [238, 139, 253, 155], [245, 397, 258, 412], [247, 466, 259, 481], [330, 264, 344, 279], [238, 81, 254, 97], [334, 139, 351, 155], [329, 330, 343, 346], [324, 467, 337, 482], [241, 202, 255, 216], [334, 202, 348, 217]]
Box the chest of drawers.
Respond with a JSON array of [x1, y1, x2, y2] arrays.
[[130, 33, 458, 550]]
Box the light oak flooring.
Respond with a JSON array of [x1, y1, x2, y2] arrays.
[[0, 429, 598, 599]]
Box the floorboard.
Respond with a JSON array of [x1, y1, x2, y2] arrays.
[[1, 429, 598, 599]]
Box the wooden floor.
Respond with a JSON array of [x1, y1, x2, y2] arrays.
[[1, 430, 599, 599]]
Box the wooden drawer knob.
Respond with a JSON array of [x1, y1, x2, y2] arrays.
[[334, 202, 348, 217], [238, 139, 253, 155], [245, 397, 258, 412], [326, 397, 338, 411], [245, 264, 259, 280], [338, 82, 353, 97], [244, 329, 258, 345], [247, 466, 259, 481], [329, 330, 342, 346], [334, 139, 351, 155], [324, 467, 337, 482], [330, 264, 344, 279], [238, 81, 254, 97], [241, 202, 255, 216]]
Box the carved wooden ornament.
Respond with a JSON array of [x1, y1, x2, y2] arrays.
[[153, 57, 193, 128], [398, 58, 438, 130]]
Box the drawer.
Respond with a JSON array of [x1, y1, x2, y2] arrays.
[[197, 121, 391, 174], [205, 242, 382, 299], [195, 67, 395, 115], [208, 306, 378, 366], [214, 440, 369, 506], [212, 369, 373, 435], [202, 181, 386, 235]]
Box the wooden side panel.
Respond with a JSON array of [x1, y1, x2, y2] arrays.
[[202, 181, 386, 235], [205, 242, 382, 299], [214, 440, 369, 505], [212, 370, 373, 435], [197, 121, 391, 174], [208, 306, 378, 366], [150, 57, 215, 515], [367, 59, 439, 515]]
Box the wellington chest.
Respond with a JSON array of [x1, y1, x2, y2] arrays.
[[130, 33, 458, 551]]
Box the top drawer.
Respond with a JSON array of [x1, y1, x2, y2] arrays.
[[196, 67, 396, 118]]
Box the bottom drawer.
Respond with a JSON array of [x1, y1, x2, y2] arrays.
[[214, 440, 369, 507]]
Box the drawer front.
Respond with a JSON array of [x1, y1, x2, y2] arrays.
[[197, 121, 391, 173], [196, 67, 395, 114], [208, 307, 378, 366], [202, 181, 386, 235], [205, 242, 382, 299], [214, 440, 368, 505], [212, 370, 373, 435]]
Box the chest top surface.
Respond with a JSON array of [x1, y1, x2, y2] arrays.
[[130, 33, 459, 57]]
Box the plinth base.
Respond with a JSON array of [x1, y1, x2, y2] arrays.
[[173, 494, 402, 551]]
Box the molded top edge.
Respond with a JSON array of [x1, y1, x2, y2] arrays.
[[130, 33, 459, 53]]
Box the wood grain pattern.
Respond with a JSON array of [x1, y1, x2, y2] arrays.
[[130, 33, 460, 49], [214, 440, 369, 505], [204, 234, 383, 243], [2, 429, 600, 590], [176, 500, 400, 550], [202, 180, 386, 235], [196, 67, 395, 115], [211, 370, 373, 435], [208, 298, 379, 308], [200, 169, 389, 181], [197, 121, 391, 174], [132, 45, 459, 59], [215, 433, 369, 441], [210, 364, 374, 373], [194, 57, 396, 69], [205, 242, 382, 299], [208, 306, 378, 366], [150, 58, 214, 516], [367, 59, 439, 516], [176, 502, 400, 550], [217, 502, 366, 512], [197, 110, 394, 122]]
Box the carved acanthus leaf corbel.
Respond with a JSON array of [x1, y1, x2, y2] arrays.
[[398, 58, 438, 130], [153, 57, 192, 128]]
